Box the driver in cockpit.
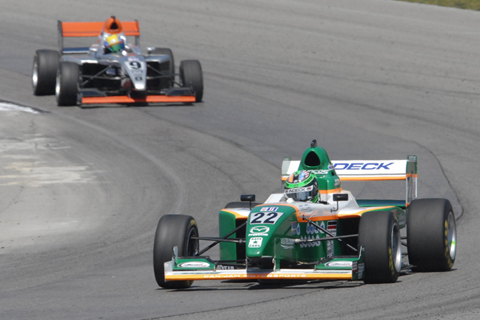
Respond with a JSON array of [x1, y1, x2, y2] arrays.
[[284, 170, 319, 203], [100, 16, 127, 55]]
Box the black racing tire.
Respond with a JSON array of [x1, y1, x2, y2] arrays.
[[407, 198, 456, 272], [32, 50, 60, 95], [153, 214, 199, 289], [56, 62, 79, 106], [358, 211, 401, 284], [149, 48, 175, 86], [180, 60, 203, 102]]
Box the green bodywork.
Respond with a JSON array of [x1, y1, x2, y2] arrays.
[[218, 143, 410, 266], [296, 144, 341, 193], [220, 204, 403, 266]]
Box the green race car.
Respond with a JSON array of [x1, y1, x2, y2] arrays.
[[153, 140, 457, 288]]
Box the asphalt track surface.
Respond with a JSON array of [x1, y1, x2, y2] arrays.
[[0, 0, 478, 319]]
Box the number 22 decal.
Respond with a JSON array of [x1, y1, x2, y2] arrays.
[[250, 212, 284, 224]]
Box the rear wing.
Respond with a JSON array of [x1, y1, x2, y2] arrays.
[[282, 155, 418, 205], [57, 20, 140, 54]]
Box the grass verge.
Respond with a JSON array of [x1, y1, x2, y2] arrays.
[[399, 0, 480, 10]]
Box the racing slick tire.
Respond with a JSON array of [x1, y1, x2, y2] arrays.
[[56, 62, 79, 106], [149, 48, 175, 88], [407, 198, 456, 272], [32, 50, 59, 95], [153, 214, 199, 289], [358, 211, 401, 284], [180, 60, 203, 102]]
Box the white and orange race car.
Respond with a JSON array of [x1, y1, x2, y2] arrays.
[[32, 16, 202, 106]]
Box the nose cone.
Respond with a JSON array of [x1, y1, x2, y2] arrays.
[[245, 205, 296, 260]]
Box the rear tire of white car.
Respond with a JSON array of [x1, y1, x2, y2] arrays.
[[180, 60, 203, 102], [359, 211, 401, 283], [153, 215, 199, 289], [407, 198, 456, 272], [56, 62, 79, 106], [32, 50, 59, 95]]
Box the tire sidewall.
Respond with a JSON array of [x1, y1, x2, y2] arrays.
[[153, 214, 198, 289], [33, 50, 59, 95], [56, 62, 79, 106], [180, 60, 203, 102], [407, 198, 456, 271], [358, 211, 400, 283]]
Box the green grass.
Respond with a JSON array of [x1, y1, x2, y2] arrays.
[[400, 0, 480, 10]]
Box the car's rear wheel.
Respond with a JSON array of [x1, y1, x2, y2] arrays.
[[407, 198, 456, 272], [153, 214, 199, 289], [32, 50, 59, 95], [56, 62, 79, 106], [180, 60, 203, 102], [358, 211, 401, 283]]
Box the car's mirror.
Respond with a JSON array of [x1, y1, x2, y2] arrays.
[[241, 194, 256, 202], [333, 194, 348, 202]]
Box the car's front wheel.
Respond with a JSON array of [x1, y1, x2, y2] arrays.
[[180, 60, 203, 102], [153, 214, 199, 289], [358, 211, 401, 283], [56, 62, 79, 106]]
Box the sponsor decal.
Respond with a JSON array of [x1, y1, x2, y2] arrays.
[[217, 265, 234, 270], [280, 238, 295, 250], [327, 221, 337, 236], [308, 169, 330, 175], [334, 178, 341, 187], [334, 162, 394, 170], [178, 261, 211, 268], [299, 235, 321, 248], [248, 226, 270, 236], [307, 222, 321, 235], [358, 263, 365, 279], [327, 240, 334, 258], [291, 222, 299, 235], [248, 237, 263, 248], [285, 186, 313, 194], [202, 274, 307, 279], [250, 226, 270, 233], [352, 261, 358, 273], [260, 207, 279, 212], [325, 261, 352, 267]]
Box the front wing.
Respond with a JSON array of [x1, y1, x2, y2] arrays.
[[81, 95, 195, 105], [164, 247, 365, 283], [79, 87, 196, 105]]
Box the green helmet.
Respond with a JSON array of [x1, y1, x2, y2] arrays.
[[284, 170, 319, 202]]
